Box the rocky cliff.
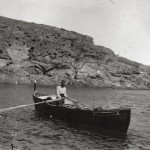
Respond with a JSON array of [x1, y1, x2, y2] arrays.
[[0, 16, 150, 89]]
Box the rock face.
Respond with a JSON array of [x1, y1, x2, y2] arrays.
[[0, 16, 150, 89]]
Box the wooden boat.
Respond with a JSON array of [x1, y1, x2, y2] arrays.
[[32, 82, 131, 133]]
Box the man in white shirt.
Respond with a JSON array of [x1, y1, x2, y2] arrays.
[[56, 80, 78, 105], [56, 80, 67, 99]]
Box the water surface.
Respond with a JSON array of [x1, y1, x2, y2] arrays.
[[0, 83, 150, 150]]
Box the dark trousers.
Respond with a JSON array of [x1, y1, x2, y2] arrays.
[[56, 94, 65, 106]]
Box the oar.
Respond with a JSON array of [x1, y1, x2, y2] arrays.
[[0, 98, 62, 113], [66, 97, 78, 103], [66, 97, 95, 108]]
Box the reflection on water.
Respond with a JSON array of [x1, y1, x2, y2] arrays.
[[0, 83, 150, 150]]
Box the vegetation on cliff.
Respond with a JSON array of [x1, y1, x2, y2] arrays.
[[0, 16, 150, 89]]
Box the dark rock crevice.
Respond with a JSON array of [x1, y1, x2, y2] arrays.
[[0, 16, 150, 89]]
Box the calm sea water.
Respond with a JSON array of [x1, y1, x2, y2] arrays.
[[0, 83, 150, 150]]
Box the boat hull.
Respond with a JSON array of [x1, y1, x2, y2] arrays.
[[33, 94, 131, 133]]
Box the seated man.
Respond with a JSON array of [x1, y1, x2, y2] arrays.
[[56, 80, 74, 105]]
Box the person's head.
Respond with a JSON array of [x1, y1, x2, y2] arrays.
[[61, 80, 66, 87]]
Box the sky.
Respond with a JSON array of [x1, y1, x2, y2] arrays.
[[0, 0, 150, 65]]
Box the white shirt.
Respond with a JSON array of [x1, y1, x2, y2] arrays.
[[56, 86, 67, 98]]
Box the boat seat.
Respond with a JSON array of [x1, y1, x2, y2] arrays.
[[38, 95, 57, 100]]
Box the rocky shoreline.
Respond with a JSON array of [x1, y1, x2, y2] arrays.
[[0, 16, 150, 89]]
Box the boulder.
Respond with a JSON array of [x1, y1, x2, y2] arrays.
[[0, 16, 150, 89]]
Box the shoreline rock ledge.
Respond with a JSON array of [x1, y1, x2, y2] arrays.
[[0, 16, 150, 89]]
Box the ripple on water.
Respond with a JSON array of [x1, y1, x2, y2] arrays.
[[0, 84, 150, 149]]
